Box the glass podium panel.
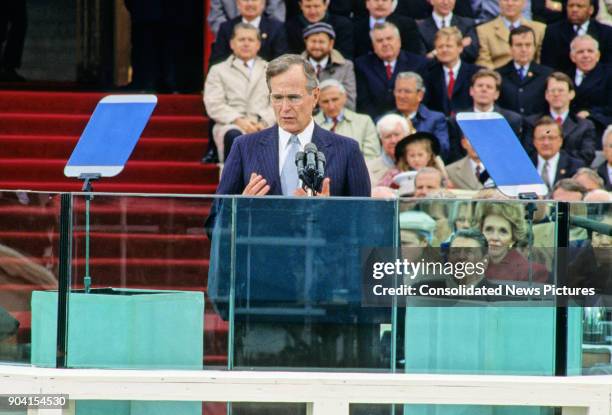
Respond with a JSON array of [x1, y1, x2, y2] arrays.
[[209, 196, 398, 370], [0, 190, 61, 366]]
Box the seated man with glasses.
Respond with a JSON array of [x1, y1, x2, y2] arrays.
[[214, 53, 371, 197]]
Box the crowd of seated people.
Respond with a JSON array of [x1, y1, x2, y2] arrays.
[[203, 0, 611, 200]]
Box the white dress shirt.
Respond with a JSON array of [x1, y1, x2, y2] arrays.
[[575, 69, 585, 87], [444, 60, 462, 86], [573, 21, 590, 36], [278, 120, 314, 172], [537, 152, 560, 189]]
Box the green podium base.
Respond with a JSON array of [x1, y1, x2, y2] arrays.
[[31, 288, 204, 415]]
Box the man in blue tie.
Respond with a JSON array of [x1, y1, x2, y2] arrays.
[[215, 53, 371, 197]]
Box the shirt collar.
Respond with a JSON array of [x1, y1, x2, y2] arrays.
[[474, 105, 495, 113], [550, 109, 569, 122], [445, 60, 461, 75], [242, 15, 261, 28], [309, 55, 329, 69], [382, 152, 395, 167], [369, 15, 386, 29], [432, 11, 453, 28], [574, 21, 590, 33], [278, 119, 315, 149], [502, 16, 521, 29], [513, 61, 530, 72], [538, 152, 560, 165], [325, 110, 345, 124]]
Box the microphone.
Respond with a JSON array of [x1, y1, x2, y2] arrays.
[[570, 216, 612, 236], [295, 151, 305, 181], [316, 151, 326, 190], [304, 143, 318, 177]]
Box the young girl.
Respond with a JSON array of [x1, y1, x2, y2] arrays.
[[395, 132, 441, 172], [377, 132, 447, 189]]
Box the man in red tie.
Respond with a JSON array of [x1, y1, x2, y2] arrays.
[[525, 71, 597, 165], [354, 22, 429, 120], [424, 27, 481, 117]]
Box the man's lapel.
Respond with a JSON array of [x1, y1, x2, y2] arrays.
[[257, 127, 281, 194]]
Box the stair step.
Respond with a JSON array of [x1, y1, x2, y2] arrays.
[[0, 135, 209, 161], [0, 113, 208, 138], [0, 181, 217, 194], [0, 159, 219, 184], [0, 91, 205, 116]]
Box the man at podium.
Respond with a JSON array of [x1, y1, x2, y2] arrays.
[[215, 53, 371, 198]]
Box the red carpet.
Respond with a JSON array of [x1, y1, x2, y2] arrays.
[[0, 91, 227, 367]]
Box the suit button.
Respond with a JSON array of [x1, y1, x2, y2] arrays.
[[518, 88, 523, 92], [520, 108, 525, 113]]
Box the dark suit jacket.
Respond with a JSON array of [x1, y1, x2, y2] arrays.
[[448, 105, 524, 163], [216, 124, 371, 196], [406, 104, 450, 159], [569, 63, 612, 135], [355, 51, 430, 120], [497, 61, 554, 117], [525, 112, 597, 165], [541, 19, 612, 73], [352, 13, 425, 58], [425, 60, 481, 116], [528, 150, 585, 185], [416, 14, 480, 63], [597, 162, 612, 191], [286, 13, 354, 59], [393, 0, 475, 19], [209, 15, 288, 65]]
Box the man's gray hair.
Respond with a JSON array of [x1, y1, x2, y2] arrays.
[[376, 113, 409, 136], [231, 22, 261, 41], [266, 54, 319, 92], [415, 167, 444, 187], [570, 34, 599, 53], [573, 167, 604, 188], [369, 21, 401, 41], [602, 125, 612, 149], [396, 71, 425, 92], [318, 78, 346, 94]]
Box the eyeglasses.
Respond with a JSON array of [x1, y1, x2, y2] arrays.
[[270, 94, 305, 105]]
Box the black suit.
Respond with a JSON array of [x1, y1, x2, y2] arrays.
[[525, 112, 597, 165], [416, 14, 480, 63], [209, 15, 288, 65], [597, 162, 612, 191], [528, 150, 585, 186], [425, 60, 481, 116], [497, 61, 553, 117], [355, 51, 430, 120], [286, 13, 354, 58], [352, 13, 425, 58], [569, 63, 612, 139], [541, 19, 612, 73], [448, 104, 524, 162]]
